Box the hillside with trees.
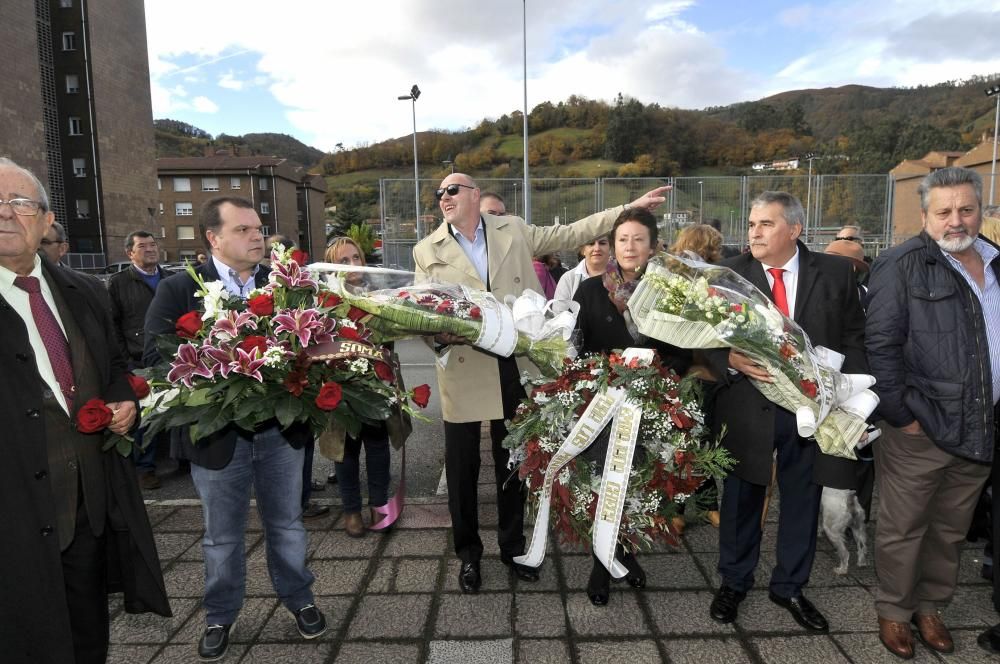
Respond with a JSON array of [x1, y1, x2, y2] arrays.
[[154, 120, 324, 168]]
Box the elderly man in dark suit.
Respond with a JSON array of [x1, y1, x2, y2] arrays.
[[144, 196, 325, 662], [706, 191, 866, 633], [0, 157, 169, 664]]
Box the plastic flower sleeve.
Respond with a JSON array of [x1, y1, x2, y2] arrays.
[[628, 254, 878, 460]]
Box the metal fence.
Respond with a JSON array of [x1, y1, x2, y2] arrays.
[[379, 175, 892, 271]]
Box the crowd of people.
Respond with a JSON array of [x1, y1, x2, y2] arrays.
[[4, 153, 1000, 663]]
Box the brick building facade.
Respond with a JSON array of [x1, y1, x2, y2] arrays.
[[0, 0, 157, 268], [156, 154, 327, 261]]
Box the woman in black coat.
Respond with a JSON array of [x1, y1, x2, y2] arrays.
[[572, 207, 691, 606]]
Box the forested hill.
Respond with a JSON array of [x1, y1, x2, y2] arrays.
[[154, 119, 324, 168]]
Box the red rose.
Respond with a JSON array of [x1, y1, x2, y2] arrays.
[[248, 293, 274, 316], [346, 306, 367, 322], [238, 335, 268, 357], [411, 384, 431, 408], [338, 326, 361, 341], [317, 292, 341, 308], [800, 379, 818, 399], [469, 306, 482, 320], [176, 310, 203, 338], [374, 361, 395, 382], [291, 249, 309, 265], [76, 398, 113, 434], [126, 374, 150, 399], [315, 382, 343, 410]]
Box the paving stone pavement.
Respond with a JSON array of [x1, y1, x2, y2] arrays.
[[114, 433, 1000, 663]]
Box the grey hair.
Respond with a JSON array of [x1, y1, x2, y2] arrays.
[[918, 167, 982, 212], [750, 191, 804, 227], [50, 221, 67, 242], [0, 157, 50, 211]]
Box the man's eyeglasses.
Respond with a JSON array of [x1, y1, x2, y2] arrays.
[[434, 183, 476, 200], [0, 198, 44, 216], [836, 236, 863, 244]]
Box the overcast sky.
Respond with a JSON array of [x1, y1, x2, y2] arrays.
[[144, 0, 1000, 153]]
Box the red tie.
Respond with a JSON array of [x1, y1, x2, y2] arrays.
[[767, 268, 789, 317], [14, 276, 75, 409]]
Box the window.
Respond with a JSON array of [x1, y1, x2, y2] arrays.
[[68, 117, 82, 136], [157, 177, 161, 191], [62, 32, 76, 51], [75, 199, 89, 219], [59, 0, 72, 7], [158, 202, 164, 215], [173, 177, 191, 192], [259, 177, 269, 191], [230, 177, 241, 190], [260, 202, 270, 215], [72, 158, 86, 177], [176, 226, 195, 240], [65, 74, 79, 94], [261, 226, 271, 236], [179, 250, 197, 260], [202, 177, 219, 192], [175, 202, 193, 216]]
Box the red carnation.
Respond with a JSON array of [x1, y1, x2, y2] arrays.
[[315, 382, 343, 410], [800, 379, 818, 399], [469, 306, 482, 320], [238, 335, 268, 357], [338, 325, 361, 341], [247, 293, 274, 316], [126, 374, 150, 399], [291, 249, 309, 265], [411, 384, 431, 408], [317, 292, 341, 308], [176, 311, 203, 339], [347, 306, 367, 322], [76, 398, 113, 434], [374, 361, 395, 382]]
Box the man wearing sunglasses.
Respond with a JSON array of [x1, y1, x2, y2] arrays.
[[414, 172, 669, 593]]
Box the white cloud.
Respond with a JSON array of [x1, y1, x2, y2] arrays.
[[218, 71, 244, 90], [192, 96, 219, 113]]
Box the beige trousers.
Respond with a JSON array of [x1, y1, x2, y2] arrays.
[[874, 423, 990, 621]]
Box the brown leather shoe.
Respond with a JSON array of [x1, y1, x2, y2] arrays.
[[706, 510, 721, 528], [912, 613, 954, 654], [878, 617, 914, 660], [343, 512, 365, 538]]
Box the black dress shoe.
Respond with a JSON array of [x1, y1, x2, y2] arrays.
[[503, 559, 540, 582], [769, 591, 829, 633], [977, 622, 1000, 653], [198, 624, 232, 662], [621, 551, 646, 589], [293, 603, 328, 638], [710, 585, 746, 623], [459, 561, 481, 593], [587, 560, 611, 606]]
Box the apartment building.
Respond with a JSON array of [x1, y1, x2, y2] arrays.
[[156, 153, 327, 260]]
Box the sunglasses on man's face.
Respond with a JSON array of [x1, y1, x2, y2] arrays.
[[836, 236, 863, 243], [434, 183, 476, 200]]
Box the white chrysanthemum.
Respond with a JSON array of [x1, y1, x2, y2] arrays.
[[262, 347, 287, 368], [533, 392, 550, 405], [348, 358, 370, 374]]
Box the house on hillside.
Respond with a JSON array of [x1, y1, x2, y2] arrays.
[[890, 139, 997, 241], [156, 150, 326, 261]]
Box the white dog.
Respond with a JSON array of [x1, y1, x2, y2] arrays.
[[821, 487, 869, 575]]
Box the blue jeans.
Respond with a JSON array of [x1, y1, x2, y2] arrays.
[[334, 423, 390, 513], [190, 426, 315, 625]]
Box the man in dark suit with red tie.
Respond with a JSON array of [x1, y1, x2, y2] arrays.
[[0, 157, 169, 664], [705, 191, 866, 632]]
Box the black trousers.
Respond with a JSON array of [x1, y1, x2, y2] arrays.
[[63, 494, 109, 664], [718, 409, 821, 597], [443, 357, 527, 563]]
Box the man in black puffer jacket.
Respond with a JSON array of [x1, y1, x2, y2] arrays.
[[866, 167, 999, 659]]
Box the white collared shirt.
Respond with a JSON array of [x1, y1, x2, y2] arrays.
[[0, 256, 71, 415], [212, 255, 259, 299], [760, 248, 801, 318], [448, 218, 488, 286]]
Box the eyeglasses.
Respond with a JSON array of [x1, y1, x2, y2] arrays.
[[0, 198, 44, 215], [434, 183, 476, 200], [836, 236, 863, 244]]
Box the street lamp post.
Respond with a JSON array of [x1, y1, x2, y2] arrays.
[[512, 182, 520, 217], [987, 83, 1000, 205], [442, 159, 454, 174], [804, 152, 816, 229], [522, 0, 530, 223], [398, 85, 421, 238], [698, 180, 704, 224]]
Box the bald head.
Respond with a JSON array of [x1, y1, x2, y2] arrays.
[[437, 172, 481, 231]]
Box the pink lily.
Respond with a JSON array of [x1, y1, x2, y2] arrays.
[[228, 347, 267, 382], [270, 258, 318, 291], [167, 343, 215, 387], [272, 308, 326, 347], [202, 344, 236, 378], [209, 310, 259, 342]]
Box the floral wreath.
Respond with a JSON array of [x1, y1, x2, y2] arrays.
[[504, 352, 733, 552]]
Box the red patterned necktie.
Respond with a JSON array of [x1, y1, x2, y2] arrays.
[[767, 267, 789, 317], [14, 275, 75, 408]]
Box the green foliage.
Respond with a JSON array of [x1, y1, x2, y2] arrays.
[[346, 223, 377, 259]]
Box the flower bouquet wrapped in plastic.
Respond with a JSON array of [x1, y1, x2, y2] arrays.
[[142, 246, 429, 443], [502, 348, 733, 576], [627, 254, 878, 460], [307, 263, 578, 377]]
